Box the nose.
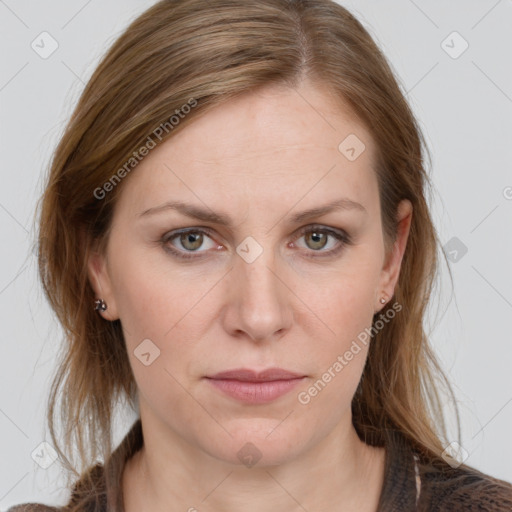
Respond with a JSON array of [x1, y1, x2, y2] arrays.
[[221, 246, 293, 343]]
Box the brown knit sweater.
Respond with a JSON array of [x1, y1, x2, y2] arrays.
[[8, 419, 512, 511]]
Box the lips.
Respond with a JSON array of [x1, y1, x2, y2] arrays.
[[204, 368, 306, 404], [206, 368, 305, 382]]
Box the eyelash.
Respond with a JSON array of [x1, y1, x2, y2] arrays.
[[161, 225, 352, 261]]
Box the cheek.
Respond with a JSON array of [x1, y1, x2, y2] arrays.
[[291, 269, 377, 401], [295, 289, 371, 421], [109, 245, 198, 338], [298, 270, 377, 345], [114, 267, 201, 422], [108, 248, 213, 380]]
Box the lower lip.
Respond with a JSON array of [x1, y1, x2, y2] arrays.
[[206, 377, 305, 404]]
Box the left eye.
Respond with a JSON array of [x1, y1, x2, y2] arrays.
[[293, 226, 347, 252]]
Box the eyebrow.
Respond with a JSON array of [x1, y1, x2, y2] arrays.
[[139, 198, 367, 227]]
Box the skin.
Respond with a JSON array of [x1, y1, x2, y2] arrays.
[[88, 79, 412, 512]]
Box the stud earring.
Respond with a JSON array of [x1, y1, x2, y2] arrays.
[[94, 299, 107, 312], [379, 295, 387, 305]]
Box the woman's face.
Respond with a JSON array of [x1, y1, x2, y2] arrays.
[[88, 81, 411, 466]]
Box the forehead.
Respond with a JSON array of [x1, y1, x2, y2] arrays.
[[115, 81, 379, 218]]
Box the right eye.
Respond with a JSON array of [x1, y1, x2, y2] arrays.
[[161, 228, 222, 259]]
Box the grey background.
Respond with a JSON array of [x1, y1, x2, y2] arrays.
[[1, 0, 511, 508]]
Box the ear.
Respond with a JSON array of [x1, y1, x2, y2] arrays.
[[375, 199, 413, 312], [87, 241, 120, 321]]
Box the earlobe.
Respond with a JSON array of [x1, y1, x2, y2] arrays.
[[376, 199, 413, 310], [87, 248, 119, 321]]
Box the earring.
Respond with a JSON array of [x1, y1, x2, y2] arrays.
[[94, 299, 107, 312], [379, 295, 387, 305]]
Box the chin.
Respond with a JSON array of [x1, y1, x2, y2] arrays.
[[200, 418, 310, 468]]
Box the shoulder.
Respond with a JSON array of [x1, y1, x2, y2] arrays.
[[419, 459, 512, 511], [436, 472, 512, 511], [380, 428, 512, 510], [6, 504, 59, 512]]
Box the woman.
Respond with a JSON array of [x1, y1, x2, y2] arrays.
[[9, 0, 512, 510]]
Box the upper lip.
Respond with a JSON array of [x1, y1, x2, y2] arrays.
[[206, 368, 305, 382]]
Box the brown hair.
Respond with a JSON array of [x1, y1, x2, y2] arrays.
[[38, 0, 459, 509]]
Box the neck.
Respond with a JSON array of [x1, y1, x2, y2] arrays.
[[122, 411, 386, 512]]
